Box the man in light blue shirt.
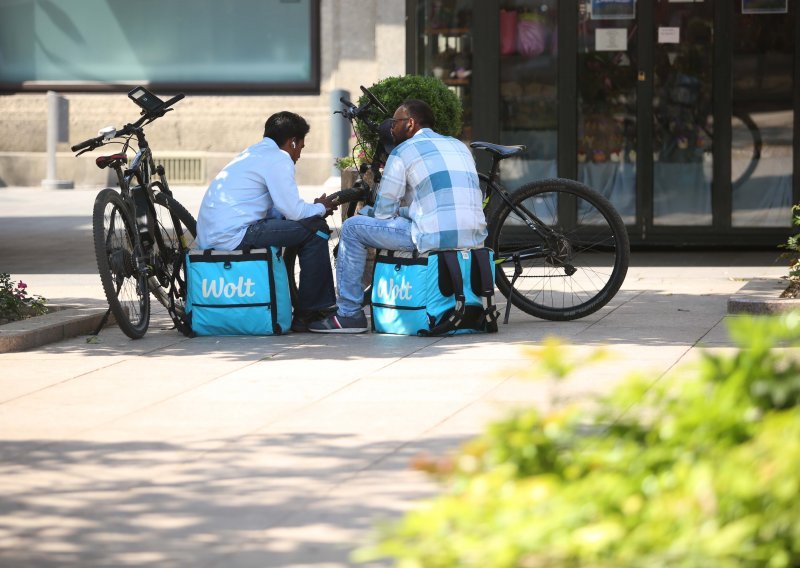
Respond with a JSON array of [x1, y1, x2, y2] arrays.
[[310, 99, 487, 333], [197, 111, 339, 331]]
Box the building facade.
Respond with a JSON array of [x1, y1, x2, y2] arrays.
[[0, 0, 405, 187], [1, 0, 798, 247], [407, 0, 799, 246]]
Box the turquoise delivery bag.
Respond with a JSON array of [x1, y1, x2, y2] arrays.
[[185, 247, 291, 336], [370, 248, 499, 336]]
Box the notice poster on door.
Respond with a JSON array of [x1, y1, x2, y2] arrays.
[[596, 28, 628, 51], [658, 27, 680, 44], [591, 0, 636, 20], [742, 0, 788, 14]]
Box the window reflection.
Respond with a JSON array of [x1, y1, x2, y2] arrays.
[[577, 0, 637, 224], [498, 1, 559, 191], [652, 1, 714, 226], [731, 7, 794, 228]]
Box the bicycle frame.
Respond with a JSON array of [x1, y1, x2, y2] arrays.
[[479, 172, 564, 263]]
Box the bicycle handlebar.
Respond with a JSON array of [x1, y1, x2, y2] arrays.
[[335, 86, 387, 134], [71, 90, 185, 154], [71, 135, 104, 153], [161, 93, 185, 109]]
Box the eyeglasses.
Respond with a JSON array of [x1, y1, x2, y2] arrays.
[[390, 117, 411, 126]]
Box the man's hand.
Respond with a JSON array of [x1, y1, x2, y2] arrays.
[[314, 193, 340, 217]]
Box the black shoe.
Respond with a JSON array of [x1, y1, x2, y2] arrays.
[[308, 311, 369, 334], [291, 307, 337, 333]]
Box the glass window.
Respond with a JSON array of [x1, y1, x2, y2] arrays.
[[417, 0, 474, 139], [498, 0, 559, 191], [577, 0, 637, 224], [0, 0, 319, 91], [731, 4, 795, 227], [652, 0, 714, 226]]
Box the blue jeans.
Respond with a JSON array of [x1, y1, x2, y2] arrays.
[[336, 215, 415, 317], [239, 218, 335, 313]]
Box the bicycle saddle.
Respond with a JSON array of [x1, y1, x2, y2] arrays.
[[470, 142, 526, 159], [95, 154, 128, 170]]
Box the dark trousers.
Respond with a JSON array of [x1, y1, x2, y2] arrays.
[[239, 217, 335, 313]]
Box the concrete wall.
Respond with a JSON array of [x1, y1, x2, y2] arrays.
[[0, 0, 406, 188]]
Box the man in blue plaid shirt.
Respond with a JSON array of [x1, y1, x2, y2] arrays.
[[310, 99, 487, 333]]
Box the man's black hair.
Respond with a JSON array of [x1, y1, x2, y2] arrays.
[[263, 111, 310, 146], [401, 99, 435, 129]]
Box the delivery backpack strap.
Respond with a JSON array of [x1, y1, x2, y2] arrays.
[[471, 247, 500, 333], [419, 251, 466, 337], [168, 251, 195, 338], [265, 246, 282, 334]]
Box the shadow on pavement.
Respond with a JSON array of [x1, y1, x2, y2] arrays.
[[0, 432, 454, 567]]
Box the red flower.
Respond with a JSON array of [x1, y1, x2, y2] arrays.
[[17, 282, 27, 289]]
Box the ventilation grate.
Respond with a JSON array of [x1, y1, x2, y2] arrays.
[[155, 155, 206, 185]]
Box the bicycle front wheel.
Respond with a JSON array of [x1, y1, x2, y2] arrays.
[[488, 178, 630, 321], [92, 188, 150, 338], [148, 190, 197, 330]]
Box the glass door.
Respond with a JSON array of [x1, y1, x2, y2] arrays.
[[731, 3, 794, 227], [496, 0, 559, 190], [576, 0, 637, 224], [416, 0, 474, 140], [652, 0, 715, 226]]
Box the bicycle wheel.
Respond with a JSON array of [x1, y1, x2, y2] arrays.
[[487, 178, 630, 321], [731, 111, 762, 189], [92, 188, 150, 338], [147, 190, 197, 330]]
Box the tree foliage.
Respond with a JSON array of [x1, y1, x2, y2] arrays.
[[354, 75, 463, 161]]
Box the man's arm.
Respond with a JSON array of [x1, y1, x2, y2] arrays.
[[372, 153, 406, 219], [263, 155, 326, 220]]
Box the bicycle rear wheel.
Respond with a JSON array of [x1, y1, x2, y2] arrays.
[[487, 178, 630, 321], [92, 188, 150, 338], [147, 189, 197, 332]]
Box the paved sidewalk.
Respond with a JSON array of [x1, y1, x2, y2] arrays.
[[0, 186, 791, 567]]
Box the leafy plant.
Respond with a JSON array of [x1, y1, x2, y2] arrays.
[[0, 273, 47, 324], [780, 204, 800, 282], [356, 314, 800, 567], [354, 75, 463, 162], [334, 148, 368, 172]]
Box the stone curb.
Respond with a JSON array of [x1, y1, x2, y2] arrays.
[[0, 306, 112, 353], [727, 278, 800, 315], [2, 278, 796, 354]]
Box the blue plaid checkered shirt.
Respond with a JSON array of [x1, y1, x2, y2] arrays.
[[373, 128, 487, 252]]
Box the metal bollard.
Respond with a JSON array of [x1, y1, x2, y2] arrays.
[[330, 88, 351, 178], [42, 90, 74, 190]]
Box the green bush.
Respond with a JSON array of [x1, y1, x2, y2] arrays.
[[0, 273, 47, 324], [355, 314, 800, 567], [781, 204, 800, 282], [354, 75, 463, 161]]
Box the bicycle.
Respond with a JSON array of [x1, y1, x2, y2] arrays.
[[298, 85, 630, 322], [71, 86, 197, 339]]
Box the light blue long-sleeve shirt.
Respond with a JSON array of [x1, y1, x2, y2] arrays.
[[196, 137, 324, 250]]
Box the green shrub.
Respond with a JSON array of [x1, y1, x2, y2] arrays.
[[354, 75, 463, 161], [0, 273, 47, 324], [355, 314, 800, 567], [781, 204, 800, 281]]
